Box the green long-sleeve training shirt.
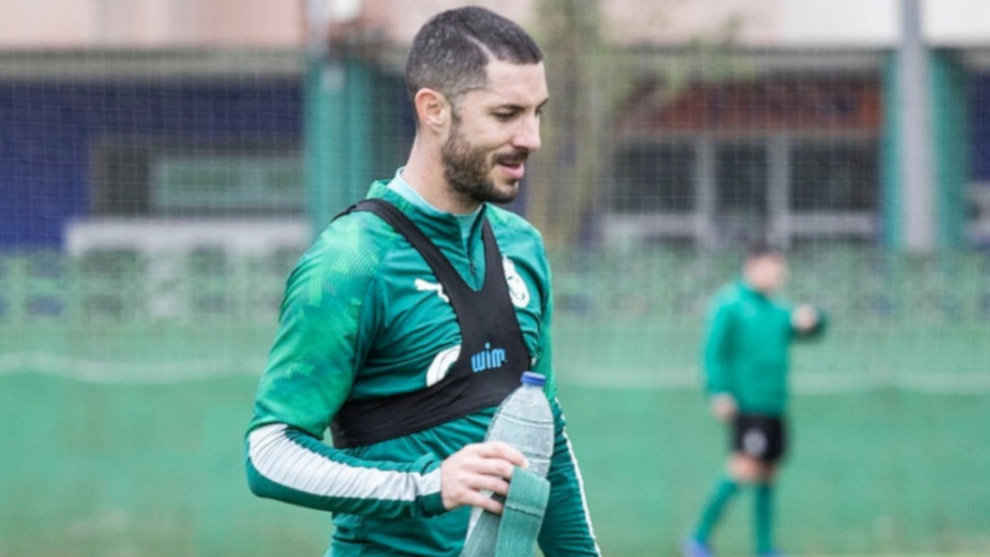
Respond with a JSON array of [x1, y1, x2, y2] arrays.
[[702, 280, 827, 415], [245, 178, 599, 556]]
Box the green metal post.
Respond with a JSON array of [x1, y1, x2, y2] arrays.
[[883, 50, 969, 251], [304, 57, 374, 238], [341, 60, 373, 214], [929, 50, 968, 249]]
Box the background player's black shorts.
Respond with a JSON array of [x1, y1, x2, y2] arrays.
[[731, 414, 787, 463]]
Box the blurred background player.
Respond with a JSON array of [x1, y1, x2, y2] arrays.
[[683, 243, 827, 557]]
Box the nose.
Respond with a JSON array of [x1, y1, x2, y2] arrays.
[[512, 114, 541, 152]]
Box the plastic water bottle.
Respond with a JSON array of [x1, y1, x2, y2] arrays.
[[463, 371, 554, 550], [484, 371, 554, 476]]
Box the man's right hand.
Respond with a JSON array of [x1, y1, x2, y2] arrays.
[[440, 442, 527, 515], [791, 304, 819, 333], [710, 393, 737, 422]]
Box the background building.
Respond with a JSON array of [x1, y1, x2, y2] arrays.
[[3, 0, 990, 250]]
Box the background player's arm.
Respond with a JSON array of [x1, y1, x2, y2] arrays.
[[790, 303, 828, 340], [245, 224, 448, 519], [703, 297, 736, 420], [531, 258, 601, 556]]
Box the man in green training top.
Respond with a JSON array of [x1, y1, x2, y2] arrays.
[[244, 7, 599, 556], [683, 244, 826, 557]]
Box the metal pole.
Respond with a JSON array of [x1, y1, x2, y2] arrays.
[[304, 0, 346, 236], [898, 0, 934, 253], [767, 134, 791, 249], [306, 0, 330, 62], [694, 137, 717, 249]]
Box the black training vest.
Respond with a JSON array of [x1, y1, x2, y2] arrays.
[[330, 199, 531, 448]]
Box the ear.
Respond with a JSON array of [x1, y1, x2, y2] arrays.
[[413, 88, 450, 134]]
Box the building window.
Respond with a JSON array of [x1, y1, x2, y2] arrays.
[[790, 141, 879, 212], [715, 143, 767, 215], [91, 139, 303, 217], [611, 143, 695, 212]]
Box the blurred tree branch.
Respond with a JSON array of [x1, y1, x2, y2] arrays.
[[527, 1, 757, 248], [529, 0, 609, 248]]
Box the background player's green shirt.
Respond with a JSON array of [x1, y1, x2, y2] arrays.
[[245, 179, 599, 556], [702, 280, 827, 415]]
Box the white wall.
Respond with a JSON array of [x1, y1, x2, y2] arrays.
[[923, 0, 990, 45], [1, 0, 989, 50], [603, 0, 990, 47], [780, 0, 990, 46], [779, 0, 899, 46], [0, 0, 303, 48]]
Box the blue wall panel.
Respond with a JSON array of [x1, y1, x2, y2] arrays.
[[971, 74, 990, 182], [0, 79, 302, 247]]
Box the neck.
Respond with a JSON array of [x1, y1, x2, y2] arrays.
[[403, 135, 481, 215], [743, 279, 772, 295]]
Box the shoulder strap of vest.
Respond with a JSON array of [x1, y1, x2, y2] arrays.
[[345, 198, 476, 298]]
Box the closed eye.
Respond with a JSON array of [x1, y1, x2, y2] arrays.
[[535, 98, 549, 118]]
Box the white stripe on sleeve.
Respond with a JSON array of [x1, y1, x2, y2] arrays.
[[556, 395, 601, 556], [248, 423, 442, 502]]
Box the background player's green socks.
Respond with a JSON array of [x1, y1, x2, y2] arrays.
[[692, 474, 740, 543], [754, 482, 775, 554]]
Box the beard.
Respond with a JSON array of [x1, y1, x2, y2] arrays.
[[441, 122, 527, 205]]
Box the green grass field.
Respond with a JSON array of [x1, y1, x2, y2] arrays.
[[2, 373, 988, 556], [2, 321, 988, 556]]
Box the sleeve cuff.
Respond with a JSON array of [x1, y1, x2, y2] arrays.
[[413, 455, 446, 517], [420, 491, 447, 516]]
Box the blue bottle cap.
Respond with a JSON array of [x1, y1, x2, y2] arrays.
[[521, 371, 546, 386]]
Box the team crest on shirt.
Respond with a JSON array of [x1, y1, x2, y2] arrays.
[[502, 257, 530, 308]]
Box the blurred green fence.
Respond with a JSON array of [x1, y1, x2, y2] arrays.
[[3, 247, 988, 385]]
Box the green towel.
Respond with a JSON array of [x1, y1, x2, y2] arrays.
[[461, 467, 550, 557]]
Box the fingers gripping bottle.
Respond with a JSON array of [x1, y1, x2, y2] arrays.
[[463, 372, 554, 554]]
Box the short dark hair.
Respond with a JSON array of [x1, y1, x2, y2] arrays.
[[404, 7, 543, 105], [745, 241, 784, 262]]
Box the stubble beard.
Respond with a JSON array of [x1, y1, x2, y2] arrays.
[[441, 121, 524, 206]]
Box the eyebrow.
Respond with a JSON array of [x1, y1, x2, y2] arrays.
[[493, 98, 550, 112]]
